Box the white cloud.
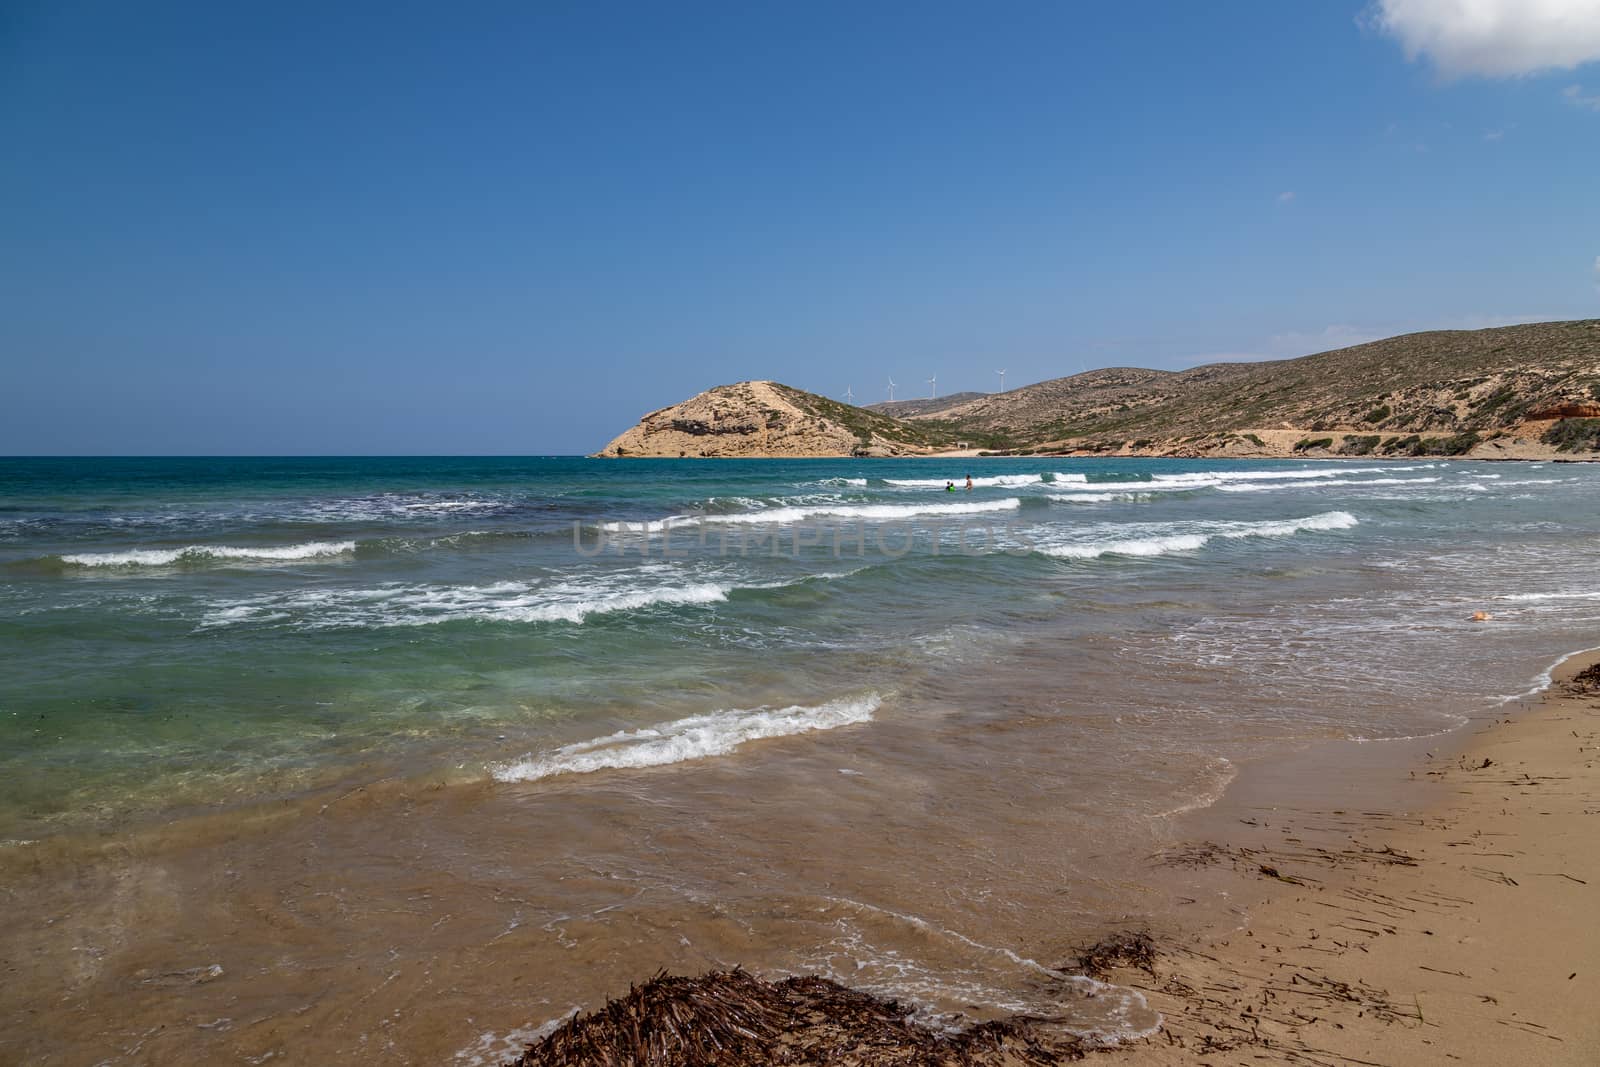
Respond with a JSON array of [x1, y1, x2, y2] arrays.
[[1368, 0, 1600, 78], [1276, 190, 1296, 204], [1565, 83, 1600, 108], [1483, 127, 1505, 140]]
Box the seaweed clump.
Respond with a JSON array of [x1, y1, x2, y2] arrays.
[[1069, 931, 1157, 980], [507, 967, 1079, 1066], [1567, 661, 1600, 693]]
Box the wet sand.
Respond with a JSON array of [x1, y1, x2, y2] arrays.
[[3, 647, 1595, 1066], [1094, 650, 1600, 1065], [509, 653, 1600, 1065]]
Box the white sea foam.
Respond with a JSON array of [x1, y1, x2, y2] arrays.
[[491, 694, 881, 782], [1052, 491, 1163, 504], [1051, 483, 1218, 498], [61, 541, 357, 567], [401, 499, 494, 512], [810, 896, 1160, 1044], [199, 576, 734, 630], [1152, 757, 1239, 818], [291, 493, 511, 523], [1037, 511, 1358, 560], [1216, 476, 1441, 492], [197, 567, 851, 630], [1148, 466, 1400, 484], [884, 473, 1084, 488], [1042, 533, 1210, 558], [600, 498, 1022, 533], [1348, 714, 1471, 743], [453, 1015, 574, 1067], [1053, 467, 1439, 499], [1060, 466, 1428, 496], [1050, 481, 1220, 497], [1495, 590, 1600, 602], [1494, 644, 1600, 705]]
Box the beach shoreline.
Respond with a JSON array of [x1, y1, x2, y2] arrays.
[[1088, 647, 1600, 1065], [3, 445, 1597, 1067], [1, 645, 1593, 1066], [510, 649, 1600, 1065]]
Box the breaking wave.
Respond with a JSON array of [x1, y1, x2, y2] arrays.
[[1142, 466, 1424, 484], [1216, 476, 1441, 493], [1495, 590, 1600, 602], [202, 580, 723, 630], [197, 568, 850, 630], [59, 541, 357, 568], [884, 473, 1086, 488], [600, 498, 1023, 533], [1037, 511, 1358, 560], [491, 694, 882, 781], [1050, 466, 1440, 499]]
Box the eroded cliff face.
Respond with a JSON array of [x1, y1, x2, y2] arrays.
[[595, 381, 933, 458]]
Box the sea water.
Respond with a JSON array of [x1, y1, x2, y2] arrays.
[[3, 455, 1598, 1062]]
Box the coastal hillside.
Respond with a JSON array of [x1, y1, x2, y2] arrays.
[[915, 319, 1600, 458], [866, 392, 988, 419], [598, 320, 1600, 458], [595, 380, 967, 458]]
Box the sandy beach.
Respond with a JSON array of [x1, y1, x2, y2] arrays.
[[1091, 650, 1600, 1066], [512, 650, 1600, 1065]]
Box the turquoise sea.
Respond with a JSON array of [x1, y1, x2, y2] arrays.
[[3, 454, 1599, 1062]]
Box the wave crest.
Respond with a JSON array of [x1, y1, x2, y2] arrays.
[[491, 694, 881, 781], [60, 541, 357, 568], [600, 499, 1022, 534], [1038, 511, 1358, 560], [198, 576, 738, 630], [884, 473, 1083, 488]]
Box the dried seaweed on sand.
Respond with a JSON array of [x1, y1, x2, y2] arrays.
[[508, 967, 1081, 1066], [1068, 932, 1157, 980], [1565, 661, 1600, 693]]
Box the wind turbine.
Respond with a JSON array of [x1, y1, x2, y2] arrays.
[[995, 368, 1007, 393], [927, 375, 937, 400], [887, 377, 897, 402], [844, 385, 854, 403]]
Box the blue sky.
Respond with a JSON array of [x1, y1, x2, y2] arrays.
[[3, 1, 1597, 454]]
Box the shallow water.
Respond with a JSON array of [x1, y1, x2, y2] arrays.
[[3, 455, 1599, 1062]]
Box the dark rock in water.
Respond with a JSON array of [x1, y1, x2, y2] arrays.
[[507, 967, 1078, 1066]]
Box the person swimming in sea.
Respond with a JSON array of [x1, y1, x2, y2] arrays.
[[965, 474, 973, 490], [945, 481, 955, 492]]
